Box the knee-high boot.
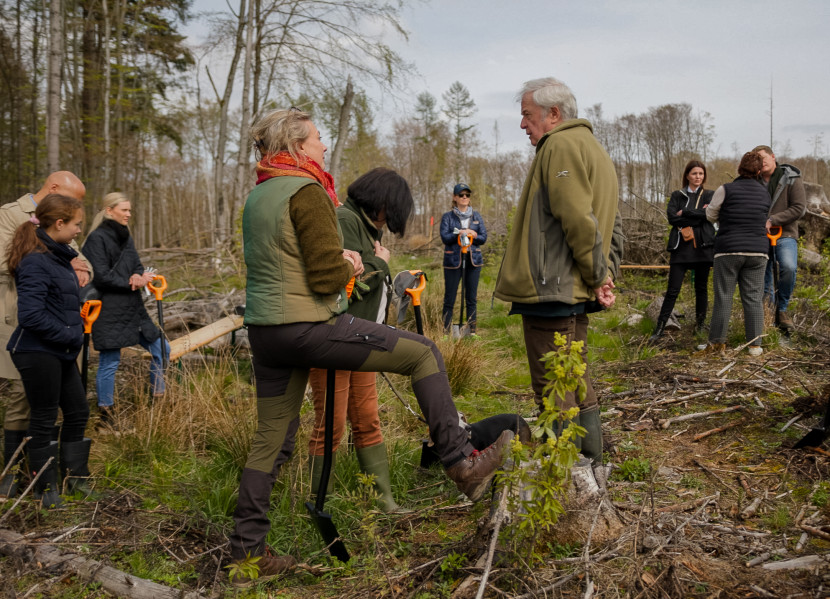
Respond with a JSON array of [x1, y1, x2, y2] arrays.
[[356, 443, 409, 513], [0, 429, 27, 498], [29, 441, 62, 508], [60, 438, 100, 499]]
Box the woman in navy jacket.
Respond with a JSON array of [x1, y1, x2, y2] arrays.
[[6, 194, 91, 508], [440, 183, 487, 334]]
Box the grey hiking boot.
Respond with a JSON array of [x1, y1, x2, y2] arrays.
[[229, 551, 297, 588], [446, 430, 514, 502]]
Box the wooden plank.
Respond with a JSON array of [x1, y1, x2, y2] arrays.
[[167, 314, 244, 361]]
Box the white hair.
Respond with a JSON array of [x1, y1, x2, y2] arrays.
[[517, 77, 578, 120]]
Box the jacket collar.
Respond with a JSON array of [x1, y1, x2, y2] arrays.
[[344, 197, 382, 241], [536, 118, 594, 153], [36, 228, 78, 264]]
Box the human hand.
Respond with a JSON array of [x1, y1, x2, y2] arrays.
[[593, 277, 616, 308], [676, 210, 682, 216], [128, 274, 143, 290], [71, 258, 90, 287], [373, 241, 390, 263], [343, 249, 365, 276], [765, 219, 773, 232]]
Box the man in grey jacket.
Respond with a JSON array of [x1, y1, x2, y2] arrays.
[[0, 171, 91, 497], [753, 146, 807, 331]]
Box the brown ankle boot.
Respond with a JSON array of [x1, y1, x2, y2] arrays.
[[229, 550, 297, 588], [445, 430, 513, 502]]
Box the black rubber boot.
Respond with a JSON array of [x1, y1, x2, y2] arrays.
[[579, 408, 604, 465], [60, 438, 100, 499], [648, 320, 667, 343], [0, 429, 27, 498], [695, 312, 708, 333], [29, 441, 62, 508]]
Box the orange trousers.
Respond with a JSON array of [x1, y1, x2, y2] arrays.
[[307, 368, 383, 456]]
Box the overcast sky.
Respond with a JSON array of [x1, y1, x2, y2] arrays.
[[187, 0, 830, 160]]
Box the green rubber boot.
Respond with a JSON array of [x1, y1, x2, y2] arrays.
[[356, 442, 410, 514], [579, 407, 604, 465], [309, 453, 335, 498]]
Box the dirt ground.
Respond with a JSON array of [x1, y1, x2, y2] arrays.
[[2, 324, 830, 598]]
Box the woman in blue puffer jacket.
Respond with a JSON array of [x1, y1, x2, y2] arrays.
[[440, 183, 487, 335], [6, 194, 91, 508]]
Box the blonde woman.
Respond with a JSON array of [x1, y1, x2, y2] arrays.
[[81, 193, 168, 426]]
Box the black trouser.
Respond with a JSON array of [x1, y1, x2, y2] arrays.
[[11, 352, 88, 450], [442, 254, 481, 332], [230, 314, 472, 559], [657, 261, 711, 324]]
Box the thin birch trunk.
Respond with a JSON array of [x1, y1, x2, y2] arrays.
[[46, 0, 63, 172]]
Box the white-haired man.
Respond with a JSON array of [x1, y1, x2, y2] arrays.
[[494, 77, 623, 462]]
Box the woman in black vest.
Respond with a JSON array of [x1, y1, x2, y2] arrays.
[[650, 161, 716, 342], [703, 152, 771, 356]]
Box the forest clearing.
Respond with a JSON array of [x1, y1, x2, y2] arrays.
[[1, 245, 829, 599]]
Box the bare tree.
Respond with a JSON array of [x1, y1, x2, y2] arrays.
[[46, 0, 62, 172]]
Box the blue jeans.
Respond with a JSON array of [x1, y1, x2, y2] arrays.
[[764, 236, 797, 312], [96, 334, 170, 408]]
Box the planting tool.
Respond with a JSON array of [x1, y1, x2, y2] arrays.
[[793, 401, 830, 450], [404, 270, 427, 335], [80, 300, 102, 392], [147, 274, 169, 369], [451, 229, 472, 340], [305, 369, 350, 562]]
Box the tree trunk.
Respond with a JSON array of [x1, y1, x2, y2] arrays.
[[46, 0, 63, 173], [329, 77, 354, 184], [234, 0, 255, 222], [211, 0, 246, 249], [0, 528, 206, 599]]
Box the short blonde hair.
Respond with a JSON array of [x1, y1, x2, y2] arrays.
[[251, 108, 313, 163]]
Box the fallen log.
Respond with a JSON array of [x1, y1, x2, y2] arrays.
[[0, 528, 207, 599], [659, 405, 744, 429], [799, 523, 830, 542], [761, 554, 828, 571], [693, 418, 746, 442]]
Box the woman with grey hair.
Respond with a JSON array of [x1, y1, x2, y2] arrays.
[[228, 107, 513, 586]]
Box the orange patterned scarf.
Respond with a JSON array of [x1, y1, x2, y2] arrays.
[[255, 151, 339, 206]]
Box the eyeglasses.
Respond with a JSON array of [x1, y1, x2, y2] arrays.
[[457, 192, 471, 198]]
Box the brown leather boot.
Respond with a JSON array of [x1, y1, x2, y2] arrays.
[[229, 551, 297, 588], [777, 310, 794, 331], [445, 430, 514, 502]]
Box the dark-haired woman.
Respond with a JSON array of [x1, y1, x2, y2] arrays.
[[650, 161, 716, 342], [440, 183, 487, 335], [306, 167, 413, 513], [6, 194, 91, 508], [704, 151, 771, 356]]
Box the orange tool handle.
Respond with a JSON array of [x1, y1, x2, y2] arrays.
[[80, 300, 102, 334], [458, 233, 470, 254], [147, 274, 167, 301], [345, 277, 356, 299], [404, 270, 427, 307], [767, 226, 782, 247]]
